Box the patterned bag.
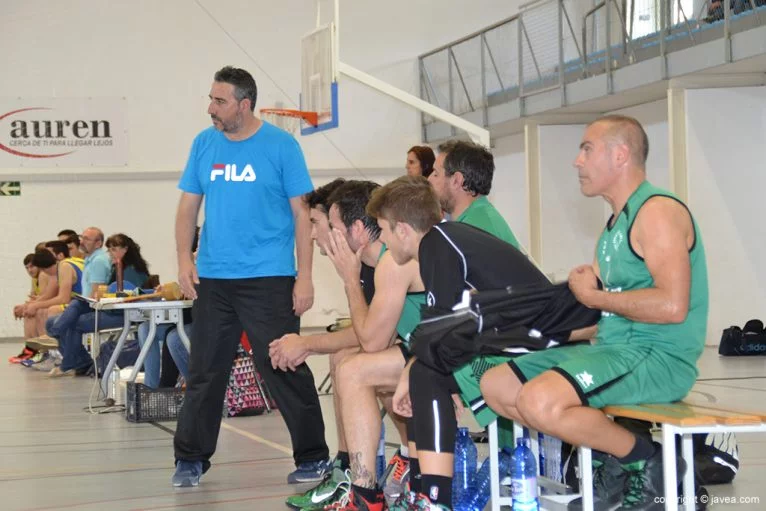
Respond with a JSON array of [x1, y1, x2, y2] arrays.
[[224, 333, 277, 417]]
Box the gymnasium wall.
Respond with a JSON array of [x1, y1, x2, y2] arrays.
[[686, 86, 766, 345], [489, 134, 529, 251]]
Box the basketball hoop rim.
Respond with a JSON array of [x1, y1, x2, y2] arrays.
[[260, 108, 319, 127]]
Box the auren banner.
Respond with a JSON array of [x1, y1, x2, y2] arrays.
[[0, 98, 127, 167]]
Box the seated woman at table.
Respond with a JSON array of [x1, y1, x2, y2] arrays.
[[105, 233, 150, 289], [46, 233, 152, 377], [137, 310, 193, 388]]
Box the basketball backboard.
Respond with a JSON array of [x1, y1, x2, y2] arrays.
[[300, 22, 338, 135], [296, 0, 488, 149]]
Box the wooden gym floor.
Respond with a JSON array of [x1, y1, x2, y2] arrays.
[[0, 340, 763, 510]]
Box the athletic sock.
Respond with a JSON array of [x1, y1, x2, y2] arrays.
[[353, 483, 381, 501], [337, 451, 350, 471], [617, 434, 656, 465], [421, 474, 452, 507], [409, 458, 421, 493]]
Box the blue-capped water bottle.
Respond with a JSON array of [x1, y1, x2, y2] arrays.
[[452, 427, 478, 508], [376, 421, 386, 480], [511, 435, 539, 511]]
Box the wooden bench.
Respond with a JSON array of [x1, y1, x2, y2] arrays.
[[598, 402, 766, 511], [488, 402, 766, 511]]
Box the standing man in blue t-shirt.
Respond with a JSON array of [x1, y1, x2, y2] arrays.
[[172, 66, 329, 487]]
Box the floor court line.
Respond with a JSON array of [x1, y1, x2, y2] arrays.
[[132, 491, 299, 511], [0, 452, 295, 482], [145, 416, 294, 457], [220, 421, 293, 455], [695, 382, 766, 392], [27, 482, 299, 511]]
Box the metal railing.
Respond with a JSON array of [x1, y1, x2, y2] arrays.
[[420, 14, 523, 124], [418, 0, 766, 132], [419, 0, 584, 121]]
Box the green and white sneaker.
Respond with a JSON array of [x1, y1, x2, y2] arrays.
[[285, 466, 351, 510], [617, 443, 685, 510]]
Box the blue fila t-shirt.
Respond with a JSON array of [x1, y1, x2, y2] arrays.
[[178, 122, 314, 279]]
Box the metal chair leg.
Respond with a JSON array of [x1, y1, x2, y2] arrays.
[[317, 372, 333, 394], [255, 372, 274, 413]]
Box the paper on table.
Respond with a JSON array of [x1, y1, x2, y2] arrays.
[[73, 294, 98, 304], [99, 297, 125, 304]]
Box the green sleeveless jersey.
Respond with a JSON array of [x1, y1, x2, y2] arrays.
[[595, 181, 709, 364], [396, 292, 427, 347]]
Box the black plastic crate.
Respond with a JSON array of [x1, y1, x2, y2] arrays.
[[126, 382, 185, 423]]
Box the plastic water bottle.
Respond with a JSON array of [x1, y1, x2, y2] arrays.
[[542, 435, 563, 483], [460, 449, 512, 511], [376, 421, 386, 480], [453, 427, 478, 508], [511, 437, 539, 511], [537, 432, 546, 478], [108, 366, 121, 403]]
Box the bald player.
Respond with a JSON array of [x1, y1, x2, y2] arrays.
[[480, 115, 708, 511]]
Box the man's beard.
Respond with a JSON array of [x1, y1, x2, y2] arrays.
[[440, 194, 455, 215], [212, 115, 241, 133]]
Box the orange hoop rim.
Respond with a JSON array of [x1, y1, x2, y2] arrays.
[[260, 108, 318, 127]]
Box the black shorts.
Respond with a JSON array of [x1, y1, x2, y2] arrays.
[[397, 341, 412, 363]]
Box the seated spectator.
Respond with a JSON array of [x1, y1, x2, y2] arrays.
[[405, 145, 435, 178], [58, 230, 84, 259], [10, 254, 43, 363], [63, 234, 84, 259], [79, 227, 113, 299], [11, 241, 69, 361], [14, 253, 39, 307], [24, 247, 82, 332], [57, 229, 79, 240], [105, 234, 150, 288], [46, 239, 84, 269]]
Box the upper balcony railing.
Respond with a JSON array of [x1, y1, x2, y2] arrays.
[[418, 0, 766, 129]]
